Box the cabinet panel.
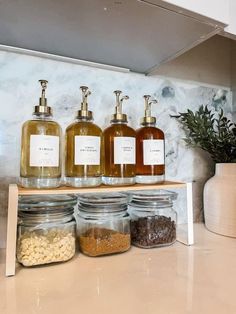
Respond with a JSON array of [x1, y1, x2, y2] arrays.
[[0, 0, 221, 73]]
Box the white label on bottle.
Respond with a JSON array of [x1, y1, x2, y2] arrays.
[[114, 137, 135, 165], [74, 136, 100, 165], [30, 135, 59, 167], [143, 139, 164, 165]]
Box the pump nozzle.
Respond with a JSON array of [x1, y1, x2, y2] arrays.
[[111, 90, 129, 122], [34, 80, 52, 115], [80, 86, 91, 110], [39, 79, 48, 106], [141, 95, 158, 125], [77, 86, 93, 120]]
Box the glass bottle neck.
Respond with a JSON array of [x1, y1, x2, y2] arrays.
[[32, 113, 53, 121], [76, 117, 93, 123], [141, 122, 156, 127], [111, 120, 128, 125]]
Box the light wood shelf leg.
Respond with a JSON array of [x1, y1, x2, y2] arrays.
[[5, 184, 18, 276], [186, 182, 194, 245]]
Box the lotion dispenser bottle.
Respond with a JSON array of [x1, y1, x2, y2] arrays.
[[103, 90, 136, 186], [20, 80, 62, 188], [65, 86, 102, 187], [136, 95, 165, 183]]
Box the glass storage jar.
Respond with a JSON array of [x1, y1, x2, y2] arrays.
[[17, 195, 77, 267], [128, 190, 177, 248], [77, 193, 131, 256]]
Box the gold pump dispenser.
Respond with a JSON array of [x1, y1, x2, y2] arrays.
[[65, 85, 102, 187], [77, 86, 93, 120], [136, 94, 164, 184], [103, 90, 135, 186], [20, 79, 62, 189], [141, 95, 157, 125], [34, 80, 52, 116], [111, 90, 129, 122]]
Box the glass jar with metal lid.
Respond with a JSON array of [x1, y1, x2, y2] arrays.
[[17, 195, 77, 267], [128, 190, 177, 248], [77, 193, 131, 256]]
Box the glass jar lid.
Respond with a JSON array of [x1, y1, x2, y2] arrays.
[[18, 207, 75, 225], [19, 195, 78, 211], [18, 195, 77, 225], [78, 193, 129, 213], [128, 190, 177, 209]]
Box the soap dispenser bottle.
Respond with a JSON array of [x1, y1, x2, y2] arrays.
[[65, 86, 102, 187], [20, 80, 62, 188], [136, 95, 165, 184], [103, 90, 136, 186]]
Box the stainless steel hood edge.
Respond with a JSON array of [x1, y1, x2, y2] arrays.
[[0, 44, 131, 74], [139, 0, 225, 75], [0, 0, 227, 74]]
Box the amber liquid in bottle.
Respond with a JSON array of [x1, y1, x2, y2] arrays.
[[20, 115, 62, 188], [20, 80, 62, 189], [65, 119, 103, 187], [102, 90, 135, 186], [136, 95, 165, 184], [136, 123, 165, 183], [65, 86, 102, 187], [103, 122, 136, 185]]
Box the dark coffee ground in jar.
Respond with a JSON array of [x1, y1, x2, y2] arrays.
[[130, 215, 176, 248]]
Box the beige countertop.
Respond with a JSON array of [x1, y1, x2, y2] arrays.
[[1, 224, 236, 314]]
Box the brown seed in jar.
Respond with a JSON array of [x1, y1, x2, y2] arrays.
[[79, 227, 130, 256]]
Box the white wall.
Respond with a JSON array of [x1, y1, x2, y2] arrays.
[[160, 0, 229, 24], [231, 40, 236, 118]]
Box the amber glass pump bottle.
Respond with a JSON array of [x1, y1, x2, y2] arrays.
[[136, 95, 165, 184], [65, 86, 102, 187], [20, 80, 62, 188], [103, 90, 136, 186]]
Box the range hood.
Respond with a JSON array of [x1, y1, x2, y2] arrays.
[[0, 0, 225, 74]]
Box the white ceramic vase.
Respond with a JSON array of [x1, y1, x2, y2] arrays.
[[204, 163, 236, 237]]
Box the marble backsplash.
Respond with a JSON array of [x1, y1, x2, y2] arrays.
[[0, 50, 233, 248]]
